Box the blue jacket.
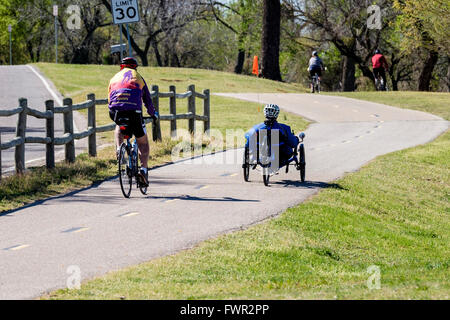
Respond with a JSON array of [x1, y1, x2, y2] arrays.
[[308, 57, 324, 70], [245, 121, 299, 156]]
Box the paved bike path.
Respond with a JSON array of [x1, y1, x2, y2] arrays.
[[0, 92, 447, 299], [0, 65, 86, 174]]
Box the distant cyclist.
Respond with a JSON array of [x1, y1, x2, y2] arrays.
[[372, 49, 389, 91], [108, 57, 158, 187], [308, 51, 325, 91], [245, 104, 299, 167]]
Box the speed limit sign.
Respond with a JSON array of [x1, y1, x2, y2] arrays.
[[112, 0, 140, 25]]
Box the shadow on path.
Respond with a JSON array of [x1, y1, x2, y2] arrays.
[[148, 194, 260, 203], [272, 180, 347, 190], [0, 175, 119, 218]]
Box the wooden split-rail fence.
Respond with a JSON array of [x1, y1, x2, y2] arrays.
[[0, 84, 210, 179]]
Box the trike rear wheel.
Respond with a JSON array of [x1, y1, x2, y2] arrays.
[[299, 144, 306, 182], [243, 146, 250, 182]]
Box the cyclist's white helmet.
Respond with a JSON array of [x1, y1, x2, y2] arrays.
[[264, 104, 280, 119]]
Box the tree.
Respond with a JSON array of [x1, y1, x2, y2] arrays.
[[393, 0, 450, 91], [285, 0, 397, 91], [261, 0, 282, 80], [205, 0, 261, 74], [101, 0, 206, 67]]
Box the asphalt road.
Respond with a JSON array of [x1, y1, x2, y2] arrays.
[[0, 91, 447, 299], [0, 65, 86, 174]]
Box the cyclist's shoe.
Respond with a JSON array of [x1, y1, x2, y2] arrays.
[[138, 169, 149, 187]]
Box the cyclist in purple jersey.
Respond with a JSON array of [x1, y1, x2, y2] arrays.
[[108, 57, 158, 186]]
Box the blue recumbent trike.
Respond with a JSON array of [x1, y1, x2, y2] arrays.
[[242, 130, 306, 186]]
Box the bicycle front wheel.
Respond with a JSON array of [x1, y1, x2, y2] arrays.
[[118, 143, 132, 198]]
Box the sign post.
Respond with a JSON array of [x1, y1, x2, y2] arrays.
[[111, 0, 140, 58], [8, 25, 12, 65], [53, 5, 58, 63], [119, 25, 124, 61]]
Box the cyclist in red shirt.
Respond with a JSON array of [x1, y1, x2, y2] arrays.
[[372, 49, 389, 91]]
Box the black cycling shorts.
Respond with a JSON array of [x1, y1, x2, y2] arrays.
[[109, 110, 146, 139], [373, 67, 386, 80], [309, 67, 322, 78]]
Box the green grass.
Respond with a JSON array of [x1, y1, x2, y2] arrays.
[[45, 92, 449, 300], [33, 63, 308, 143], [47, 131, 449, 300], [1, 64, 308, 212], [325, 91, 450, 121], [34, 63, 307, 102], [0, 151, 117, 212]]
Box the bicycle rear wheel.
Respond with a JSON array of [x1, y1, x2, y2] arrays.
[[118, 143, 132, 198]]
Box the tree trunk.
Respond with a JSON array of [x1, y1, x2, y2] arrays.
[[341, 56, 355, 92], [234, 49, 245, 74], [152, 40, 162, 67], [261, 0, 282, 81], [446, 57, 450, 92], [391, 78, 399, 91], [418, 50, 438, 91]]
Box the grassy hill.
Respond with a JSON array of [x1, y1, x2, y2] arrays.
[[326, 91, 449, 120]]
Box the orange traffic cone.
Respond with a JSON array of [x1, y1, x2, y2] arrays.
[[252, 56, 259, 75]]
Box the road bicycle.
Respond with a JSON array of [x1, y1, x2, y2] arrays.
[[243, 130, 306, 186], [311, 73, 321, 93], [117, 117, 151, 198], [374, 72, 389, 91]]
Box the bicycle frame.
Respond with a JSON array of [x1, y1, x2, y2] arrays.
[[311, 73, 320, 93], [124, 137, 139, 179]]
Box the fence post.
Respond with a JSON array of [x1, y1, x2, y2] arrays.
[[188, 84, 196, 134], [151, 85, 162, 142], [63, 98, 75, 163], [87, 93, 97, 157], [45, 100, 55, 169], [169, 85, 177, 138], [203, 89, 210, 135], [15, 98, 27, 174]]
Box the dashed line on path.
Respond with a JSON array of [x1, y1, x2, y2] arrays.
[[62, 227, 89, 234], [221, 173, 238, 177], [4, 244, 30, 251], [195, 185, 210, 190], [119, 212, 140, 218]]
